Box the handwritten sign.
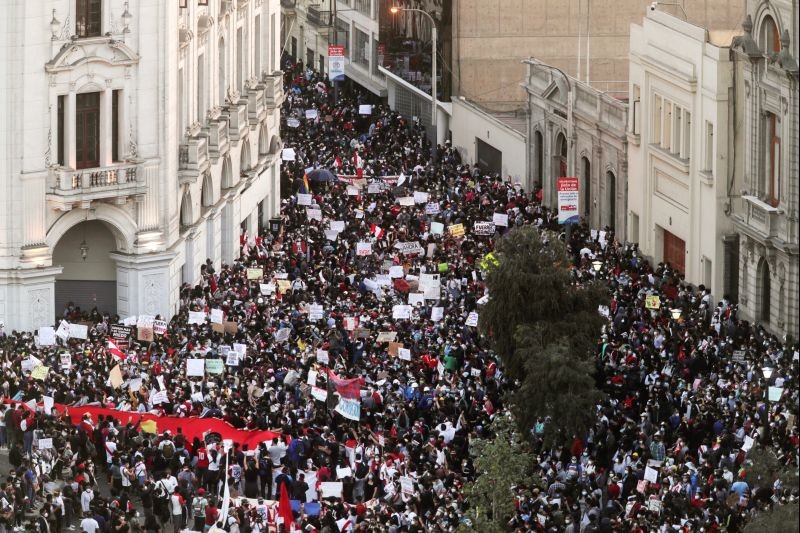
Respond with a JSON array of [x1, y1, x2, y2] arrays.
[[31, 366, 50, 381], [335, 397, 361, 421], [186, 358, 205, 377], [153, 320, 168, 335], [425, 202, 440, 215], [392, 305, 412, 320], [473, 221, 495, 236], [296, 193, 312, 206], [492, 212, 509, 227], [356, 242, 372, 256], [38, 438, 54, 450], [188, 311, 206, 325], [645, 295, 661, 309], [465, 312, 479, 327], [413, 191, 429, 204], [246, 268, 264, 280], [309, 304, 324, 321], [448, 224, 465, 237], [205, 359, 224, 375], [68, 323, 88, 340], [38, 327, 56, 346]]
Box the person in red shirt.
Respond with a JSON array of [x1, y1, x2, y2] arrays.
[[196, 443, 209, 488], [204, 499, 219, 529]]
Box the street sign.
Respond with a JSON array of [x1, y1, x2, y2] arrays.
[[328, 45, 345, 82]]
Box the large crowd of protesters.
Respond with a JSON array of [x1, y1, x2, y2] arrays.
[[0, 57, 796, 533]]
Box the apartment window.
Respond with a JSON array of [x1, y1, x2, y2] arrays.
[[307, 48, 315, 69], [630, 212, 640, 244], [57, 95, 66, 166], [218, 37, 226, 105], [237, 27, 244, 91], [681, 111, 691, 160], [270, 14, 276, 72], [76, 0, 101, 38], [336, 18, 350, 58], [765, 112, 781, 206], [75, 92, 100, 169], [672, 106, 682, 155], [760, 15, 780, 55], [704, 121, 714, 172], [319, 54, 325, 75], [112, 89, 120, 162], [354, 28, 369, 68], [197, 54, 206, 121], [652, 95, 662, 145], [632, 84, 641, 135], [663, 102, 672, 151], [254, 15, 262, 75]]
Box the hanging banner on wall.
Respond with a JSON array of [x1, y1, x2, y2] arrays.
[[328, 45, 346, 82], [557, 177, 580, 224]]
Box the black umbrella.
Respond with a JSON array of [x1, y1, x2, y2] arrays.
[[307, 168, 337, 182]]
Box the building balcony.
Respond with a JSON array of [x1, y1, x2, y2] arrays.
[[246, 84, 267, 125], [307, 6, 332, 27], [46, 161, 147, 211], [262, 72, 285, 110], [178, 135, 210, 177], [223, 102, 249, 142], [735, 195, 785, 241], [205, 115, 230, 161]]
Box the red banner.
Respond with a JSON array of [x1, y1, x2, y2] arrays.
[[325, 370, 364, 400], [6, 399, 281, 448]]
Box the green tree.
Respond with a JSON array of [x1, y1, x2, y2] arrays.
[[511, 328, 604, 446], [742, 502, 799, 533], [480, 226, 606, 377], [460, 415, 539, 533]]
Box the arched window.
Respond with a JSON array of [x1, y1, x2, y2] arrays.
[[581, 156, 591, 218], [534, 130, 543, 188], [240, 140, 251, 175], [258, 124, 269, 156], [197, 53, 206, 121], [760, 15, 780, 55], [756, 258, 771, 324], [180, 192, 193, 227], [221, 155, 233, 188], [607, 171, 616, 230], [201, 172, 214, 207]]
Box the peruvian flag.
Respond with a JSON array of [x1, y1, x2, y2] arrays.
[[107, 338, 127, 360], [353, 150, 364, 178], [370, 224, 384, 239]]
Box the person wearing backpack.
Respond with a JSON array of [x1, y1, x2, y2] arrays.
[[191, 488, 208, 532]]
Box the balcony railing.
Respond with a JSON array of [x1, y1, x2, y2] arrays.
[[307, 6, 332, 27], [247, 85, 267, 125], [206, 117, 230, 160], [263, 72, 285, 110], [223, 103, 249, 142], [179, 135, 210, 172], [739, 195, 785, 240], [47, 161, 147, 210]]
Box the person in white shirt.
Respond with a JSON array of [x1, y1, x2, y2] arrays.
[[80, 512, 100, 533], [161, 469, 179, 494], [105, 437, 117, 466], [120, 460, 133, 490], [267, 438, 287, 467], [80, 486, 94, 513]]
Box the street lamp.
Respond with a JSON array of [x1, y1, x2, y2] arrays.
[[670, 308, 682, 321], [390, 5, 438, 149], [762, 366, 773, 379], [591, 260, 603, 272]]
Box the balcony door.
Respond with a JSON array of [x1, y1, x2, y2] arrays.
[[76, 92, 100, 169]]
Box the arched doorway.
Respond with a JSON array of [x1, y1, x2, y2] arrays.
[[201, 172, 214, 207], [757, 258, 771, 324], [534, 130, 543, 189], [607, 170, 616, 229], [53, 220, 117, 317], [221, 155, 233, 188], [240, 139, 252, 176], [582, 156, 591, 218], [553, 133, 568, 202]]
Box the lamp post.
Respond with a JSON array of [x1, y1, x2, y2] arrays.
[[670, 308, 682, 321], [591, 260, 603, 274], [762, 366, 773, 380], [390, 6, 438, 150]]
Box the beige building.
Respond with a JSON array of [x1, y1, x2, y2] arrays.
[[451, 0, 745, 108]]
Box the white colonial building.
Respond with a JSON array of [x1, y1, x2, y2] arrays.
[[729, 0, 798, 338], [627, 10, 739, 300], [0, 0, 283, 332]]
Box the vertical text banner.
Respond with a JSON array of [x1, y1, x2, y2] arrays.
[[328, 45, 346, 82], [557, 177, 580, 224]]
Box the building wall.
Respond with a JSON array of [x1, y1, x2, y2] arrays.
[[524, 60, 628, 234], [0, 0, 283, 332], [730, 0, 798, 338], [449, 98, 528, 187], [452, 0, 745, 109], [627, 10, 737, 302]]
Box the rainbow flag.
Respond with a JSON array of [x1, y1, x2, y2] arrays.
[[299, 173, 311, 194]]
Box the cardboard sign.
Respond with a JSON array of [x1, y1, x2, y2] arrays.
[[68, 323, 88, 340], [356, 242, 372, 256], [645, 295, 661, 309], [246, 268, 264, 280], [307, 370, 318, 386], [388, 342, 403, 357], [186, 358, 205, 377], [224, 321, 238, 334], [492, 212, 509, 227], [206, 359, 224, 374], [137, 325, 154, 342], [448, 224, 465, 237], [465, 312, 479, 327], [153, 320, 168, 335], [644, 466, 659, 483], [473, 221, 495, 236], [296, 193, 312, 206]]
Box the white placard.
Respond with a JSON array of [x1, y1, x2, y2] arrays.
[[210, 309, 224, 324], [43, 396, 55, 415], [398, 196, 415, 207], [389, 265, 405, 278], [431, 307, 444, 322], [358, 104, 372, 115], [296, 193, 312, 206], [336, 466, 353, 479], [347, 185, 360, 196], [425, 202, 440, 215], [151, 390, 168, 405], [188, 311, 206, 325], [56, 320, 70, 341], [408, 293, 425, 306], [399, 476, 415, 495], [68, 323, 88, 340], [413, 191, 429, 204], [121, 316, 138, 327], [398, 348, 412, 361], [309, 304, 324, 321], [307, 369, 318, 386], [307, 208, 322, 221], [324, 230, 339, 241], [281, 148, 296, 161], [330, 221, 345, 232], [644, 466, 659, 483], [493, 213, 509, 226], [226, 352, 239, 366], [430, 222, 444, 235], [310, 386, 328, 402], [38, 438, 53, 450], [38, 327, 56, 346], [319, 482, 343, 499], [392, 305, 412, 320], [233, 343, 247, 356], [274, 328, 291, 343], [356, 242, 372, 256], [465, 312, 479, 327], [128, 378, 142, 392], [316, 349, 329, 364], [305, 109, 319, 120], [742, 436, 754, 452], [286, 117, 300, 128], [59, 353, 72, 369], [186, 358, 205, 377]]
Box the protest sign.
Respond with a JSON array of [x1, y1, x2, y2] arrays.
[[465, 312, 479, 327], [274, 328, 291, 343], [399, 476, 415, 495], [398, 196, 415, 207], [413, 191, 429, 204], [38, 327, 55, 346], [388, 342, 403, 357], [286, 117, 300, 128], [246, 268, 264, 280], [310, 386, 328, 402], [31, 366, 50, 381], [473, 221, 495, 236], [430, 221, 444, 235], [307, 370, 318, 386], [305, 109, 318, 120], [448, 224, 465, 237], [281, 148, 296, 161], [645, 295, 661, 309], [330, 220, 345, 232], [316, 349, 329, 364], [493, 212, 509, 226], [324, 230, 339, 241], [644, 466, 659, 483], [206, 359, 224, 375], [56, 320, 70, 341], [110, 324, 132, 340], [768, 387, 783, 402], [408, 292, 425, 306], [358, 104, 372, 115], [68, 323, 88, 340], [731, 350, 746, 363], [186, 359, 205, 377], [335, 397, 361, 421], [389, 265, 405, 278], [224, 321, 238, 334], [319, 482, 343, 499], [431, 307, 444, 322], [38, 438, 54, 450], [395, 241, 425, 255], [392, 305, 412, 320], [343, 316, 358, 331], [425, 202, 440, 215], [296, 193, 312, 206], [398, 348, 412, 361], [188, 311, 206, 325], [356, 242, 372, 256], [60, 353, 72, 369], [43, 396, 55, 415], [309, 304, 324, 321], [109, 365, 123, 389], [306, 208, 322, 221], [153, 320, 168, 335], [376, 331, 397, 343], [210, 309, 225, 324]]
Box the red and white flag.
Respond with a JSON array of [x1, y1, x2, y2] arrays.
[[353, 151, 364, 178], [370, 224, 384, 239], [334, 155, 342, 169], [107, 338, 127, 360]]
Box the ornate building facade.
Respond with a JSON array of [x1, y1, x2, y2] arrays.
[[0, 0, 283, 331]]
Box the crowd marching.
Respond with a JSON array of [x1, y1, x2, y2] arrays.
[[0, 58, 796, 533]]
